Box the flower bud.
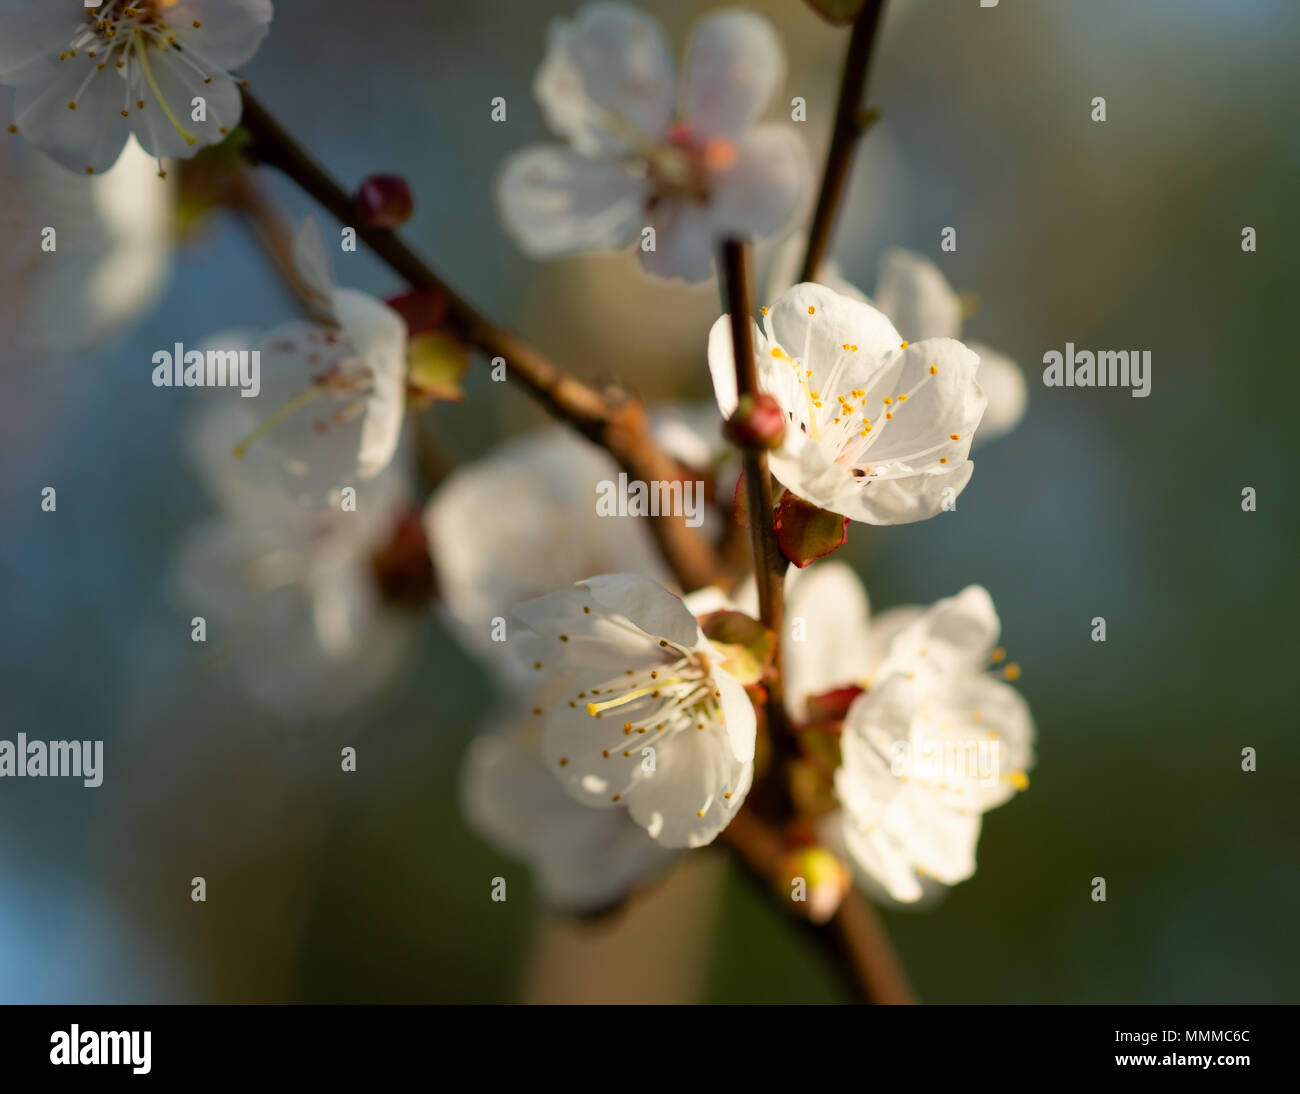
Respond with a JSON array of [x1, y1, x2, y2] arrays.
[[724, 392, 786, 450], [354, 174, 414, 229], [777, 845, 851, 925]]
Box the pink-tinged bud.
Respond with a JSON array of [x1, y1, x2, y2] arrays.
[[724, 393, 786, 451], [776, 845, 851, 925], [354, 174, 414, 229]]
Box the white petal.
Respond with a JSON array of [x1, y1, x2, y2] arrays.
[[873, 248, 963, 341], [625, 720, 751, 848], [843, 338, 986, 468], [829, 460, 975, 526], [498, 143, 644, 258], [640, 200, 717, 281], [764, 282, 902, 402], [173, 0, 275, 71], [331, 288, 408, 479], [680, 10, 783, 140], [0, 6, 71, 81], [880, 584, 1000, 676], [967, 342, 1027, 444], [534, 1, 675, 157], [461, 727, 674, 911], [424, 428, 669, 678], [713, 662, 757, 763], [238, 320, 377, 507], [708, 123, 808, 241], [783, 561, 873, 719], [12, 61, 130, 174], [579, 573, 704, 650], [292, 216, 336, 301], [705, 310, 755, 417], [128, 52, 242, 161], [23, 135, 173, 351]]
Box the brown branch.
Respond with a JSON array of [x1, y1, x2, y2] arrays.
[[721, 240, 788, 735], [721, 809, 916, 1005], [799, 0, 888, 283], [236, 89, 721, 594], [722, 239, 914, 1006]]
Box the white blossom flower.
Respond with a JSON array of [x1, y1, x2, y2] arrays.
[[1, 123, 173, 351], [499, 2, 807, 281], [228, 217, 408, 507], [833, 585, 1035, 903], [1, 0, 274, 175], [708, 281, 987, 524], [462, 719, 676, 911], [424, 408, 723, 682], [172, 400, 420, 720], [768, 238, 1027, 444], [514, 574, 757, 849]]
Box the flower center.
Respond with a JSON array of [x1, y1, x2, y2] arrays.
[[54, 0, 238, 174], [764, 318, 958, 484], [644, 123, 736, 208]]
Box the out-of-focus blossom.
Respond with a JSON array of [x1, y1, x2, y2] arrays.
[[224, 218, 408, 507], [461, 718, 676, 911], [514, 574, 756, 849], [769, 239, 1027, 443], [499, 2, 807, 281], [0, 124, 173, 352], [424, 410, 722, 683], [0, 0, 273, 175], [708, 281, 986, 525], [171, 400, 420, 720]]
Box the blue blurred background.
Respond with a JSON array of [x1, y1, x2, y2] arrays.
[[0, 0, 1296, 1002]]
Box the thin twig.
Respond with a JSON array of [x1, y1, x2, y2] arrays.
[[236, 89, 722, 594], [722, 239, 915, 1005], [223, 164, 333, 324], [799, 0, 888, 283], [721, 240, 787, 733], [721, 809, 916, 1004]]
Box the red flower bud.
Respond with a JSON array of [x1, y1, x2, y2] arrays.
[[354, 174, 414, 229], [724, 392, 786, 450]]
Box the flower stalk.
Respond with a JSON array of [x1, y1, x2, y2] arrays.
[[720, 239, 787, 731], [799, 0, 889, 283]]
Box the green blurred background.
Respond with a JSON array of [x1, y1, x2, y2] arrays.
[[0, 0, 1296, 1003]]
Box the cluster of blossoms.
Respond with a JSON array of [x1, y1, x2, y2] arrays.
[[457, 3, 1037, 913], [0, 0, 1036, 924]]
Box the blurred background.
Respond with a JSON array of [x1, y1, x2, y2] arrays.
[[1, 0, 1297, 1003]]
